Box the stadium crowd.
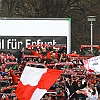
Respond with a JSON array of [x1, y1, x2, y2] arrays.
[[0, 45, 100, 100]]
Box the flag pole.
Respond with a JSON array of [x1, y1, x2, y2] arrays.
[[67, 92, 75, 100]]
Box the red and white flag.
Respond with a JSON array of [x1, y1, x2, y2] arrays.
[[83, 56, 100, 74], [16, 66, 62, 100]]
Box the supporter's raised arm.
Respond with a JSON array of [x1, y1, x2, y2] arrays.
[[17, 47, 25, 64]]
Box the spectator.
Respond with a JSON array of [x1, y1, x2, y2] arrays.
[[41, 56, 49, 64], [78, 87, 98, 100], [0, 51, 4, 55], [0, 44, 100, 100], [75, 80, 87, 100], [6, 51, 12, 56], [17, 47, 25, 64], [66, 79, 76, 100], [59, 51, 68, 62], [50, 53, 57, 63]]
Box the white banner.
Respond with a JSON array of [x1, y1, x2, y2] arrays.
[[84, 56, 100, 74]]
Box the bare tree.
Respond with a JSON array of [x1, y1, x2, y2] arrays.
[[0, 0, 100, 52]]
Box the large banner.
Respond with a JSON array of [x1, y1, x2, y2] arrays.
[[0, 36, 67, 57], [83, 56, 100, 74]]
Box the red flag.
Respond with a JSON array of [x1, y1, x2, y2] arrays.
[[10, 70, 19, 84], [16, 66, 62, 100]]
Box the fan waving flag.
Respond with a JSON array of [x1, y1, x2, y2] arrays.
[[16, 66, 62, 100]]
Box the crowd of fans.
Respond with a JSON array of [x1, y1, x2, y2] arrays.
[[0, 45, 100, 100]]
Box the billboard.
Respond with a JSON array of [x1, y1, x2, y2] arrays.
[[0, 36, 66, 56], [0, 18, 71, 54]]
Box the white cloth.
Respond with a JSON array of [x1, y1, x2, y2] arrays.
[[87, 90, 98, 100]]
